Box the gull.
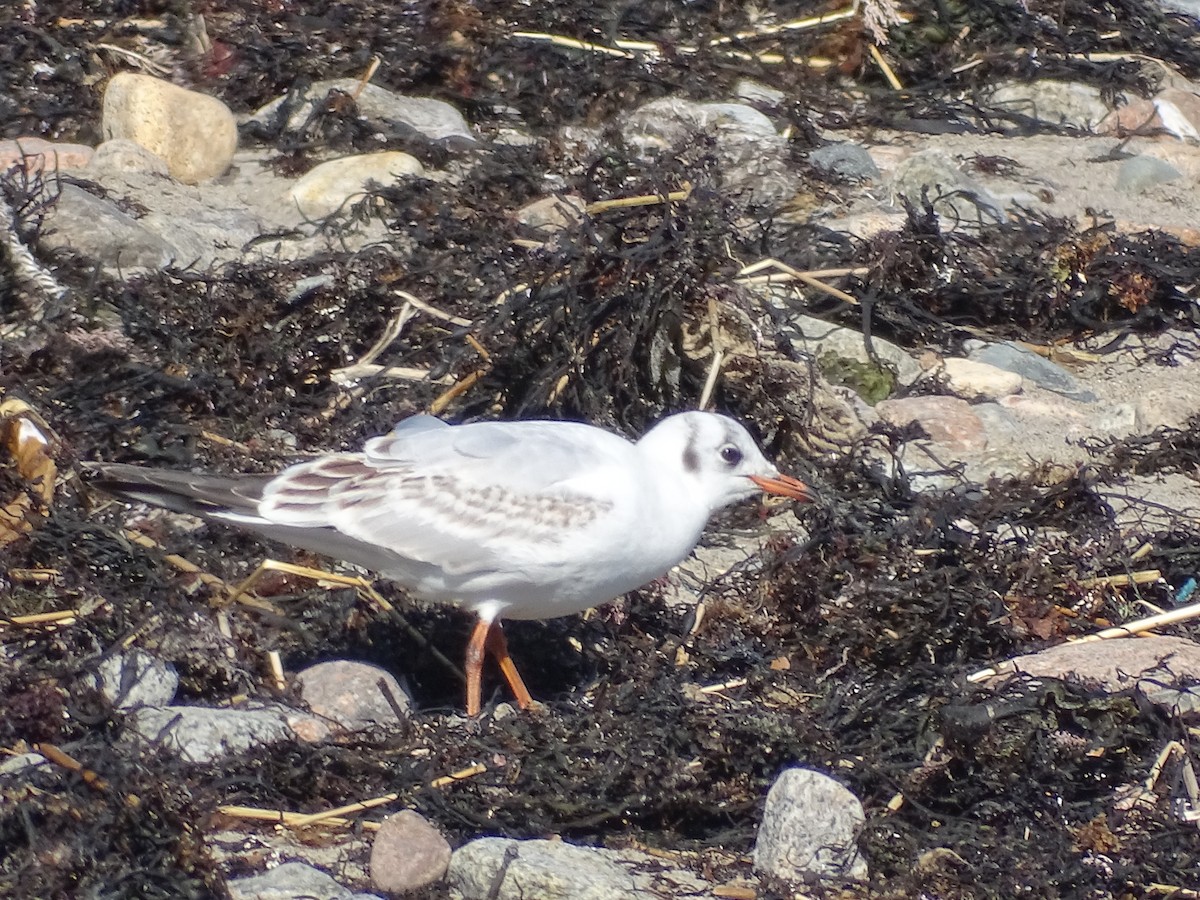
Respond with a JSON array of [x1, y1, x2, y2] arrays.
[[88, 411, 813, 715]]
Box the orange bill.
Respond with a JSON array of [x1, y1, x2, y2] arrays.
[[749, 473, 815, 502]]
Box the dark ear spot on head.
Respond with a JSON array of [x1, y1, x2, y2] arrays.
[[682, 443, 699, 474]]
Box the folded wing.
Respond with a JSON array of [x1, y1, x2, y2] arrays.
[[259, 419, 630, 577]]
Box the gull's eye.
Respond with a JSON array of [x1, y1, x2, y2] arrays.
[[719, 445, 743, 466]]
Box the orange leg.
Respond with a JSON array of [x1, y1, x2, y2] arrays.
[[464, 618, 490, 717], [484, 621, 534, 711], [463, 617, 535, 716]]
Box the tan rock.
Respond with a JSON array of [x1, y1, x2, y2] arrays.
[[287, 152, 423, 218], [295, 659, 411, 732], [370, 810, 452, 894], [875, 396, 987, 451], [1098, 97, 1162, 135], [90, 138, 169, 176], [102, 73, 237, 184], [992, 635, 1200, 693], [0, 137, 94, 174], [936, 358, 1023, 401], [1153, 88, 1200, 140], [516, 194, 586, 235]]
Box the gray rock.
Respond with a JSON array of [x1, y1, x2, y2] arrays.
[[249, 79, 474, 144], [208, 828, 372, 888], [0, 752, 49, 776], [971, 402, 1022, 444], [990, 80, 1111, 131], [90, 138, 170, 176], [370, 810, 452, 894], [125, 705, 294, 764], [1115, 155, 1182, 194], [780, 313, 920, 386], [448, 838, 660, 900], [1103, 472, 1200, 534], [296, 660, 412, 732], [753, 767, 868, 882], [888, 149, 1005, 223], [625, 99, 779, 143], [733, 79, 786, 107], [968, 342, 1095, 401], [1158, 0, 1200, 16], [39, 183, 179, 269], [1141, 684, 1200, 719], [89, 649, 179, 710], [809, 143, 880, 181], [226, 861, 381, 900], [622, 97, 795, 207]]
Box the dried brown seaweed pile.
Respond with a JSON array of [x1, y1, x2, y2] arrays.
[[5, 162, 1200, 895], [5, 0, 1200, 146]]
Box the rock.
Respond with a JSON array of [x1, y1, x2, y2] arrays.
[[125, 705, 294, 764], [995, 635, 1200, 688], [282, 709, 335, 744], [967, 342, 1095, 401], [88, 649, 178, 709], [40, 183, 179, 269], [369, 810, 452, 894], [0, 137, 93, 174], [622, 97, 794, 207], [101, 73, 238, 184], [287, 152, 424, 219], [90, 138, 170, 176], [208, 828, 372, 889], [753, 767, 868, 882], [661, 539, 778, 610], [809, 142, 880, 181], [1115, 155, 1182, 193], [780, 313, 921, 388], [449, 838, 639, 899], [1099, 89, 1200, 140], [997, 393, 1135, 440], [295, 660, 412, 731], [515, 194, 587, 236], [875, 396, 988, 451], [226, 861, 382, 900], [448, 837, 690, 900], [888, 148, 1005, 223], [250, 79, 474, 144], [990, 80, 1111, 131], [1104, 472, 1200, 534], [971, 401, 1022, 444], [934, 358, 1023, 400], [1158, 0, 1200, 17], [0, 752, 49, 776], [1153, 88, 1200, 140], [733, 79, 785, 107], [625, 98, 778, 146], [1134, 383, 1200, 431], [818, 209, 908, 241], [1099, 97, 1162, 136], [985, 635, 1200, 718]]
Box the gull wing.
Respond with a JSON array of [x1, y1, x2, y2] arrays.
[[259, 419, 633, 576]]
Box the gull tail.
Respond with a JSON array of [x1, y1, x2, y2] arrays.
[[82, 462, 274, 524], [83, 461, 414, 577]]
